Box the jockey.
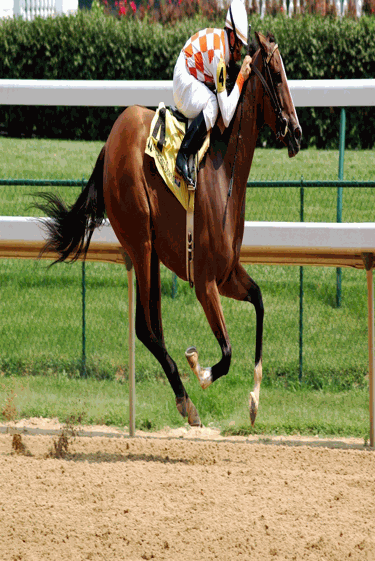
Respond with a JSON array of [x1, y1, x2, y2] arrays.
[[173, 0, 252, 186]]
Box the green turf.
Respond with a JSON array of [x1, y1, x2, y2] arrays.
[[0, 138, 374, 436], [0, 375, 370, 440]]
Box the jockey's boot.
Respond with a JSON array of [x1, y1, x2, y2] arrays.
[[176, 111, 207, 186]]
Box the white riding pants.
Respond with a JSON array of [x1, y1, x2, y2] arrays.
[[173, 51, 218, 130]]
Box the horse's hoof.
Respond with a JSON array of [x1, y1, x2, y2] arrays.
[[175, 396, 202, 427], [185, 347, 213, 389], [249, 391, 259, 427], [185, 346, 198, 368]]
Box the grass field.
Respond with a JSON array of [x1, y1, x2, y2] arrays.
[[0, 375, 370, 440], [0, 137, 374, 437]]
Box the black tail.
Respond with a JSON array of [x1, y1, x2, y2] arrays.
[[35, 146, 106, 264]]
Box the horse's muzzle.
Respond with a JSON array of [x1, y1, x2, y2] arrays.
[[287, 124, 302, 158]]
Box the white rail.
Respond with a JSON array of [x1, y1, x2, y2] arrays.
[[2, 217, 375, 267], [1, 79, 375, 108]]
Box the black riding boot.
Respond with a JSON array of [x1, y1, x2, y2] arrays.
[[176, 111, 207, 185]]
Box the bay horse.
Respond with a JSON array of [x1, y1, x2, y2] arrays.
[[37, 31, 302, 428]]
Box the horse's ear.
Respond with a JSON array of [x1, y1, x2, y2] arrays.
[[255, 31, 268, 52]]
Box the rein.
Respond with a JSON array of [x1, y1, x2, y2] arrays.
[[250, 44, 288, 140], [228, 87, 244, 198]]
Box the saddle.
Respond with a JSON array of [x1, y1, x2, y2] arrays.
[[145, 102, 210, 211]]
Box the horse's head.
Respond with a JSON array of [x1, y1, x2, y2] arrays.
[[251, 31, 302, 158]]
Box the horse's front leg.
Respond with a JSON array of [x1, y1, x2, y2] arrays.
[[117, 232, 202, 428], [186, 277, 232, 389], [219, 263, 264, 426]]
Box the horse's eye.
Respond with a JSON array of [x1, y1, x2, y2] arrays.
[[274, 72, 282, 85]]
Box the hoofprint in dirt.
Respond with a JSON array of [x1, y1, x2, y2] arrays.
[[0, 420, 374, 561]]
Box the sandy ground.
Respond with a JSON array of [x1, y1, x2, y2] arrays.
[[0, 418, 374, 561]]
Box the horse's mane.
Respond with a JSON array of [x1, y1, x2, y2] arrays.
[[226, 32, 277, 94], [226, 61, 241, 94], [248, 38, 259, 58], [267, 32, 277, 43], [226, 32, 274, 95]]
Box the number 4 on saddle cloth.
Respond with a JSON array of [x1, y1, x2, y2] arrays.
[[145, 102, 210, 211]]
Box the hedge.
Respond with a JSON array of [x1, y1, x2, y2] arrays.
[[0, 12, 374, 147]]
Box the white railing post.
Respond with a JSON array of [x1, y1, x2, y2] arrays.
[[28, 0, 34, 20], [55, 0, 63, 14], [13, 0, 22, 17], [260, 0, 266, 18]]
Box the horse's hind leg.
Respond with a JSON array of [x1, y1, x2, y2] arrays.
[[219, 263, 264, 426], [134, 246, 202, 427]]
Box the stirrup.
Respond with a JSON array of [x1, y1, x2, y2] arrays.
[[176, 154, 195, 186], [184, 172, 195, 187]]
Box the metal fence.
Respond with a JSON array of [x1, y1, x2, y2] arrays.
[[1, 176, 374, 388]]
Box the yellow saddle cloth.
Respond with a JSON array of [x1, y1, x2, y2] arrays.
[[145, 102, 210, 211]]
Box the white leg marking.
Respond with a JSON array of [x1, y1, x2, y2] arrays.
[[249, 359, 262, 426]]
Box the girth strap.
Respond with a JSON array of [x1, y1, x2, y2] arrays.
[[186, 184, 195, 288], [186, 154, 197, 288]]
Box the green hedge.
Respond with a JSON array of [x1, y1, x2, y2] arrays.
[[0, 12, 374, 147]]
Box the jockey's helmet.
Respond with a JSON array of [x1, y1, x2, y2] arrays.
[[225, 0, 248, 47]]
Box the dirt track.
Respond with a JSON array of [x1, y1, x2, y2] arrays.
[[0, 421, 374, 561]]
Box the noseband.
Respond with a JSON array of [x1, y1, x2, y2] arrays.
[[250, 43, 288, 140]]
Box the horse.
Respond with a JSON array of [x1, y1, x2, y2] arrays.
[[36, 31, 302, 428]]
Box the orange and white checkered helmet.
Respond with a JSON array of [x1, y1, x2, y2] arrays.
[[225, 0, 248, 47]]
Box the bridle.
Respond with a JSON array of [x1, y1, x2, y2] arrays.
[[250, 42, 289, 140], [227, 36, 288, 200]]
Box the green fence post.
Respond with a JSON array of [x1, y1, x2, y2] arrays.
[[81, 178, 87, 377], [82, 259, 87, 377], [299, 178, 304, 383], [172, 273, 178, 299], [336, 107, 346, 308]]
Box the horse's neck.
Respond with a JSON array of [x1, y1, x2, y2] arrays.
[[227, 78, 262, 212], [208, 79, 261, 224]]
